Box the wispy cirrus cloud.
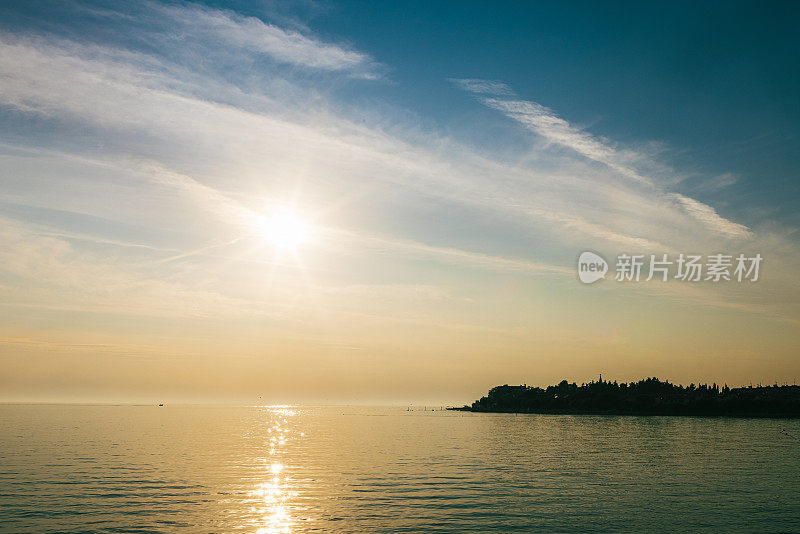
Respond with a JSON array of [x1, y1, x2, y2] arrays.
[[481, 97, 652, 185], [449, 78, 514, 96], [670, 193, 752, 239], [152, 2, 383, 79], [454, 78, 753, 239]]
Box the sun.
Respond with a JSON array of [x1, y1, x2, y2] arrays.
[[258, 208, 311, 250]]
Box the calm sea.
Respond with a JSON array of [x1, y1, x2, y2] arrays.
[[1, 405, 799, 533]]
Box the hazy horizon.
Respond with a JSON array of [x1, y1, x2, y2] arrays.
[[4, 374, 799, 407]]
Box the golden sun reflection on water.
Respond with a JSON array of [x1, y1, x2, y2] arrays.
[[248, 407, 299, 534]]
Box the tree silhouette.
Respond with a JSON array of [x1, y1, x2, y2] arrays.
[[452, 377, 800, 417]]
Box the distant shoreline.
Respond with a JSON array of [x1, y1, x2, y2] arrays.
[[447, 406, 800, 419], [451, 378, 800, 419]]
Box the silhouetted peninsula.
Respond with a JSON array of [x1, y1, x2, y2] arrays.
[[451, 378, 800, 418]]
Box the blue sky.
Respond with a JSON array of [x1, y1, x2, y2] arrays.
[[318, 1, 800, 219], [0, 0, 798, 402], [339, 1, 800, 221]]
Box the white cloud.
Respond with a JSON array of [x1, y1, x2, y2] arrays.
[[457, 81, 753, 240], [325, 227, 574, 276], [155, 2, 382, 78], [671, 193, 752, 239], [482, 97, 651, 185], [450, 78, 514, 96], [0, 218, 251, 318]]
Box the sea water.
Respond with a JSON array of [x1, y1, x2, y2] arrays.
[[1, 405, 799, 532]]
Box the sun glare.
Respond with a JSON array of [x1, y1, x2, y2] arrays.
[[259, 209, 311, 250]]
